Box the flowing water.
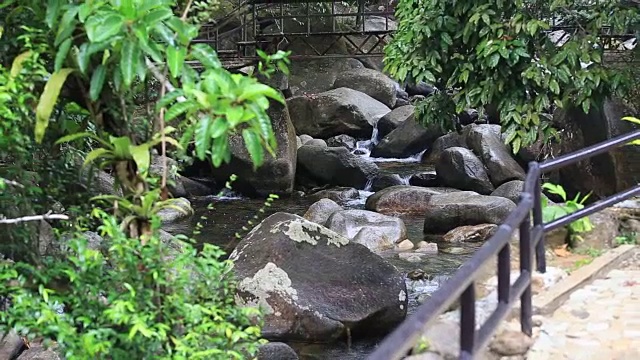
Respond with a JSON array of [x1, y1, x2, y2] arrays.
[[166, 146, 479, 359]]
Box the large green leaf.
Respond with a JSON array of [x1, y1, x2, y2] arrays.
[[84, 148, 112, 167], [242, 129, 264, 169], [120, 40, 140, 88], [90, 65, 107, 101], [85, 12, 124, 43], [195, 117, 213, 160], [35, 69, 75, 143], [55, 38, 72, 72], [9, 51, 32, 78], [190, 44, 222, 69], [45, 0, 61, 28], [166, 46, 186, 79], [130, 144, 151, 174]]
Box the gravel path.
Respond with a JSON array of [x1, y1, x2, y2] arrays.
[[527, 246, 640, 360]]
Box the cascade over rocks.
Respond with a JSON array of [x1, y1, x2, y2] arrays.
[[211, 99, 298, 196], [297, 145, 379, 189], [424, 192, 516, 234], [332, 68, 398, 108], [365, 185, 460, 215], [377, 105, 415, 140], [326, 209, 407, 251], [436, 147, 495, 194], [466, 125, 525, 186], [230, 212, 407, 342], [287, 88, 391, 139], [371, 114, 443, 158]]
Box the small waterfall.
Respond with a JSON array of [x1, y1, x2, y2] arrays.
[[352, 119, 381, 157], [368, 149, 427, 163], [400, 174, 412, 185], [363, 178, 373, 192]]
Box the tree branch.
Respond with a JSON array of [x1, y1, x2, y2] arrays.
[[0, 211, 69, 224], [0, 178, 24, 188]]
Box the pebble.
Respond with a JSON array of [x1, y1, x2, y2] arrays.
[[396, 239, 414, 251], [415, 241, 438, 254]]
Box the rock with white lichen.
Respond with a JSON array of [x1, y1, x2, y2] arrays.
[[230, 212, 407, 342]]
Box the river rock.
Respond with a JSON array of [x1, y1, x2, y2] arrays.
[[157, 197, 193, 223], [573, 209, 620, 251], [16, 343, 61, 360], [377, 105, 415, 140], [466, 125, 525, 186], [230, 212, 407, 342], [424, 192, 517, 234], [299, 134, 313, 144], [365, 186, 459, 215], [326, 134, 357, 151], [287, 88, 390, 139], [491, 180, 525, 204], [442, 224, 498, 243], [306, 139, 327, 148], [309, 187, 360, 203], [211, 99, 297, 196], [332, 68, 397, 108], [409, 172, 440, 188], [371, 115, 443, 158], [297, 145, 379, 189], [304, 199, 343, 226], [396, 239, 414, 251], [288, 58, 363, 96], [0, 331, 23, 360], [326, 210, 407, 250], [180, 177, 212, 196], [424, 132, 467, 164], [405, 82, 436, 97], [258, 342, 299, 360], [436, 147, 494, 194], [370, 173, 405, 192]]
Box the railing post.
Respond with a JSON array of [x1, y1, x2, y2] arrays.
[[519, 198, 533, 337], [460, 284, 476, 359], [497, 244, 510, 304], [533, 174, 546, 273]]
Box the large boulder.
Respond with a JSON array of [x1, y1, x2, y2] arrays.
[[365, 185, 460, 215], [371, 115, 443, 158], [436, 147, 494, 194], [466, 125, 525, 187], [333, 68, 397, 108], [287, 88, 391, 139], [424, 192, 517, 234], [289, 57, 364, 96], [326, 134, 357, 151], [258, 342, 299, 360], [491, 180, 525, 204], [211, 99, 297, 196], [309, 187, 360, 203], [423, 131, 467, 164], [230, 212, 407, 342], [297, 145, 379, 189], [304, 199, 344, 226], [377, 105, 415, 140], [370, 173, 405, 192], [0, 332, 23, 360], [326, 210, 407, 251]]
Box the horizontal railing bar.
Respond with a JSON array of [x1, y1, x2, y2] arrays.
[[475, 273, 530, 351], [368, 196, 533, 360], [544, 184, 640, 232], [540, 130, 640, 172]]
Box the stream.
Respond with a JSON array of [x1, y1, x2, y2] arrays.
[[166, 137, 480, 359]]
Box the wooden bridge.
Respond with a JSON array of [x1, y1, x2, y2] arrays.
[[193, 0, 637, 69]]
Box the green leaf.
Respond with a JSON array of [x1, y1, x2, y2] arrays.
[[76, 43, 90, 74], [55, 38, 72, 72], [195, 117, 213, 160], [488, 53, 500, 68], [243, 129, 264, 168], [120, 40, 140, 88], [549, 79, 560, 95], [130, 145, 151, 174], [190, 44, 222, 69], [142, 8, 173, 25], [237, 83, 282, 103], [90, 65, 107, 101], [10, 51, 32, 78], [165, 101, 192, 121], [55, 132, 105, 146], [86, 13, 124, 43], [35, 69, 75, 143], [46, 0, 61, 28], [166, 46, 187, 79], [83, 148, 112, 167]]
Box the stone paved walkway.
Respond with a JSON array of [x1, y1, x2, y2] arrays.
[[527, 248, 640, 360]]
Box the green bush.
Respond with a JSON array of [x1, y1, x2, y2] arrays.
[[0, 209, 265, 359]]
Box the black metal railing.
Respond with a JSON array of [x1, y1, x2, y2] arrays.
[[368, 128, 640, 360]]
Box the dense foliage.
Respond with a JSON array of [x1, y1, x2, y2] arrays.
[[385, 0, 640, 152], [0, 0, 289, 357]]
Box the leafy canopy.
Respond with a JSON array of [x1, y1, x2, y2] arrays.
[[385, 0, 639, 153]]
